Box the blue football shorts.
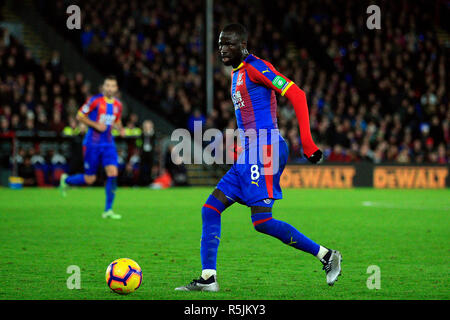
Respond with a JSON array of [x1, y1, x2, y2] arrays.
[[216, 137, 288, 207], [83, 144, 118, 175]]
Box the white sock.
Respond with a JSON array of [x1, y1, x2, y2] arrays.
[[316, 246, 329, 260], [201, 269, 216, 280]]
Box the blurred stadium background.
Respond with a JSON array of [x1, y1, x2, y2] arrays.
[[0, 0, 449, 189]]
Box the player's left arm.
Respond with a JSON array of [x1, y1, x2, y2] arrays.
[[113, 101, 125, 137], [246, 62, 322, 163], [114, 120, 125, 137]]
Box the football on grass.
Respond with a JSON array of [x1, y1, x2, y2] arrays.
[[106, 258, 142, 294]]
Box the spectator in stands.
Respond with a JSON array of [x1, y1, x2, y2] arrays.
[[120, 162, 136, 187], [437, 144, 447, 164], [164, 144, 188, 186], [4, 0, 450, 170], [50, 110, 65, 132], [18, 156, 36, 186], [23, 117, 36, 135], [328, 144, 351, 162], [359, 143, 374, 163], [139, 120, 156, 186], [0, 116, 10, 135], [62, 116, 81, 137], [35, 112, 48, 131], [187, 108, 206, 133], [124, 114, 142, 137], [10, 114, 21, 131], [0, 25, 167, 187], [63, 120, 85, 175]]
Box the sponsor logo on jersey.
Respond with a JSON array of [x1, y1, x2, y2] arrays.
[[232, 90, 245, 110], [99, 114, 116, 125]]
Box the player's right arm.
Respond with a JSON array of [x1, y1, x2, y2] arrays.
[[246, 59, 322, 163], [76, 97, 107, 132]]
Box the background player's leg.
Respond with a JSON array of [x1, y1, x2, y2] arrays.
[[65, 174, 87, 186], [62, 145, 98, 189], [200, 188, 232, 280], [103, 164, 119, 219], [60, 172, 89, 197], [102, 145, 121, 219], [64, 173, 95, 186]]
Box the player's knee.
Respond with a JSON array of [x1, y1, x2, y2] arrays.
[[201, 205, 209, 221], [201, 203, 218, 221], [211, 188, 232, 207], [84, 175, 96, 185], [251, 212, 273, 233], [108, 170, 118, 177], [254, 222, 268, 233], [105, 166, 118, 177], [201, 194, 226, 221]]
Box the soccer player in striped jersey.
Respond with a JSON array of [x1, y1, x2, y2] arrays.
[[176, 24, 342, 292], [59, 76, 124, 219]]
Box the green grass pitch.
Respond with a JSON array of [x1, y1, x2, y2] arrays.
[[0, 187, 448, 300]]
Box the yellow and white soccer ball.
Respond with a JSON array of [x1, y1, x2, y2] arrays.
[[105, 258, 142, 294]]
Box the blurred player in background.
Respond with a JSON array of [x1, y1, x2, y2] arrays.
[[59, 76, 124, 219], [176, 24, 342, 292]]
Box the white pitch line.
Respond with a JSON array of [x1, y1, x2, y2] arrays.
[[361, 201, 449, 211]]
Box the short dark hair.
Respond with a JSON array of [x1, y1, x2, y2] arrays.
[[104, 75, 118, 82], [222, 23, 248, 42]]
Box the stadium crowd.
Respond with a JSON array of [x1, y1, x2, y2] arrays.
[[39, 0, 449, 164], [211, 0, 449, 164], [0, 27, 160, 186], [38, 0, 206, 130]]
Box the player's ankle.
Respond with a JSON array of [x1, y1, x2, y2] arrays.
[[316, 246, 330, 261], [201, 269, 216, 280]]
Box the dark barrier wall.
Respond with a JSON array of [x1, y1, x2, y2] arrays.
[[281, 164, 450, 189]]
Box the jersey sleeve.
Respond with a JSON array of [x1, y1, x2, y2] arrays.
[[246, 59, 294, 96], [77, 96, 98, 117], [114, 100, 123, 123]]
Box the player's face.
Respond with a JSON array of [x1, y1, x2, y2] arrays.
[[218, 32, 245, 67], [103, 79, 118, 97]]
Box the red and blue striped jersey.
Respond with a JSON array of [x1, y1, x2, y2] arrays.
[[230, 54, 293, 148], [77, 93, 122, 146]]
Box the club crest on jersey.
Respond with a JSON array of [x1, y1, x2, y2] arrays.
[[81, 104, 90, 113], [237, 72, 244, 86]]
